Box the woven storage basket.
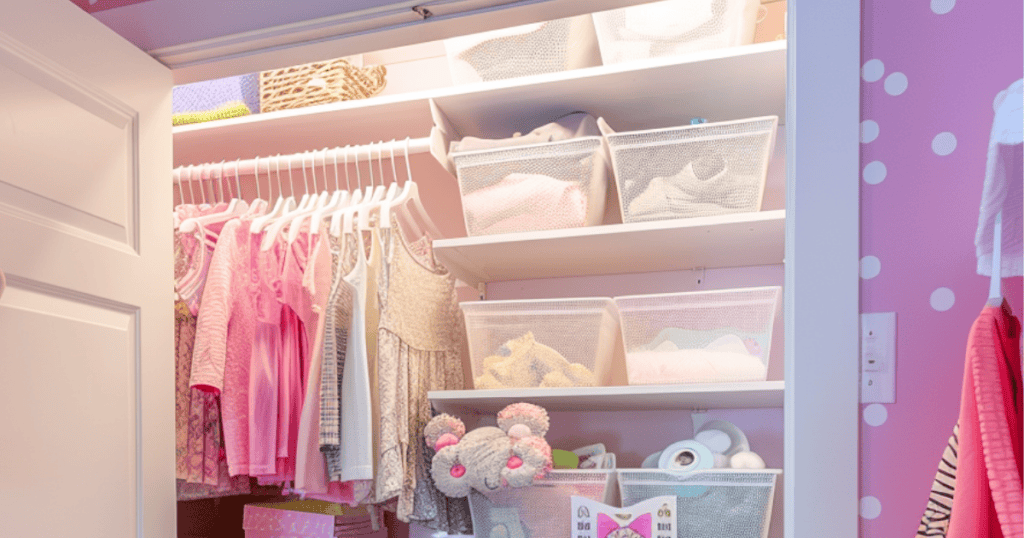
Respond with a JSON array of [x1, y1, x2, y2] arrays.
[[259, 57, 387, 112]]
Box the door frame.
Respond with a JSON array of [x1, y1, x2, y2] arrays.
[[784, 1, 861, 537], [160, 0, 864, 535]]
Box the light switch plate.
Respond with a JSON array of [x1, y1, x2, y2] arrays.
[[861, 312, 896, 403]]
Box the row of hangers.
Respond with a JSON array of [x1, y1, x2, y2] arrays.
[[173, 138, 443, 254]]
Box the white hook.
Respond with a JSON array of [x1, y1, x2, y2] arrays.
[[354, 145, 362, 189], [332, 147, 340, 191], [366, 144, 374, 187], [175, 167, 185, 205], [275, 154, 284, 198], [255, 155, 264, 200], [186, 166, 196, 204], [301, 151, 310, 195], [287, 154, 294, 197], [218, 160, 227, 202]]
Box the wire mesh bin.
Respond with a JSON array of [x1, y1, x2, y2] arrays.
[[618, 469, 780, 538], [468, 470, 615, 538], [444, 15, 602, 84], [461, 298, 619, 389], [592, 0, 762, 64], [605, 116, 778, 223], [452, 137, 610, 237], [614, 286, 781, 385]]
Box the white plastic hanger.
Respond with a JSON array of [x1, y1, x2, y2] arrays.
[[263, 155, 320, 250], [988, 212, 1003, 306], [329, 146, 364, 237], [357, 142, 391, 231], [251, 155, 297, 233], [179, 160, 249, 235], [286, 150, 336, 244], [380, 137, 443, 241], [310, 148, 352, 237]]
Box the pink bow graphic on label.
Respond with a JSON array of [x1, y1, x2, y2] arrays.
[[597, 512, 652, 538]]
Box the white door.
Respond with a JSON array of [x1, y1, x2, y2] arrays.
[[0, 1, 174, 537]]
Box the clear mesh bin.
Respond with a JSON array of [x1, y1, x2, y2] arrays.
[[468, 470, 615, 538], [452, 137, 610, 237], [614, 286, 780, 385], [461, 298, 619, 389], [618, 469, 780, 538], [444, 15, 602, 85], [593, 0, 761, 64], [605, 116, 778, 223]]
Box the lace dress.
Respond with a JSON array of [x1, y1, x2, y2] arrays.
[[375, 222, 471, 533]]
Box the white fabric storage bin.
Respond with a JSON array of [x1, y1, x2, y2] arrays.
[[444, 15, 602, 84], [605, 116, 778, 223], [614, 286, 780, 385], [593, 0, 761, 64], [452, 137, 610, 237], [468, 470, 615, 538], [461, 297, 619, 389], [617, 469, 780, 538]]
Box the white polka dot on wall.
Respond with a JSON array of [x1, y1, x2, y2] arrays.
[[860, 256, 881, 279], [932, 132, 957, 156], [861, 120, 880, 144], [860, 496, 882, 519], [862, 59, 885, 82], [931, 287, 956, 311], [863, 161, 887, 185], [931, 0, 956, 15], [863, 403, 888, 426], [884, 72, 908, 96]]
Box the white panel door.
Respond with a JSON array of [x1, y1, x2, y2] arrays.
[[0, 1, 173, 537]]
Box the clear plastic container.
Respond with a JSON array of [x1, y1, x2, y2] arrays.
[[593, 0, 761, 64], [605, 116, 778, 223], [452, 137, 610, 237], [444, 15, 602, 84], [618, 469, 780, 538], [468, 470, 615, 538], [461, 297, 619, 389], [614, 286, 781, 385]]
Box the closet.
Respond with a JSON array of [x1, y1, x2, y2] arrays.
[[0, 1, 860, 538]]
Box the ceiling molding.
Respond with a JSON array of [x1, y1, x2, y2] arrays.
[[153, 0, 658, 84]]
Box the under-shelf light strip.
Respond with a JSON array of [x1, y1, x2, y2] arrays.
[[172, 137, 432, 183]]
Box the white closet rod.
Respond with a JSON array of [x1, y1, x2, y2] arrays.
[[172, 137, 432, 182]]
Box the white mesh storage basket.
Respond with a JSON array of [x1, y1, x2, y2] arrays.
[[593, 0, 761, 64], [452, 137, 610, 237], [618, 469, 780, 538], [461, 297, 619, 389], [468, 470, 615, 538], [445, 15, 602, 84], [606, 116, 778, 223], [614, 286, 781, 385]]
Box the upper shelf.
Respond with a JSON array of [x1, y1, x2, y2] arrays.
[[172, 41, 786, 166], [432, 210, 785, 286]]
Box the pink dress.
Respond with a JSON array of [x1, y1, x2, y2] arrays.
[[248, 232, 283, 477], [191, 215, 261, 477]]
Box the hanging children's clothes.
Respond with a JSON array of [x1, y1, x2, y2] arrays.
[[375, 222, 471, 533], [944, 301, 1022, 538], [191, 214, 264, 477]]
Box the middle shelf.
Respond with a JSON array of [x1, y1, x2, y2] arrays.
[[429, 381, 785, 414], [433, 209, 785, 286]]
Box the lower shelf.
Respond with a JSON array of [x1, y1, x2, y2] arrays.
[[428, 381, 784, 414]]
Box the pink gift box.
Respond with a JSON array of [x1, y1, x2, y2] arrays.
[[243, 504, 386, 538]]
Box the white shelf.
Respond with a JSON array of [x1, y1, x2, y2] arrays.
[[429, 381, 785, 414], [172, 41, 786, 166], [433, 210, 785, 286]]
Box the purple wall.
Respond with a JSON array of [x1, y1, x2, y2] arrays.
[[858, 0, 1022, 535]]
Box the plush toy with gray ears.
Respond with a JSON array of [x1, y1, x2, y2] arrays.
[[424, 402, 554, 498]]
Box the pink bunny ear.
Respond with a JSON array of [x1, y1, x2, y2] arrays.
[[424, 414, 466, 450]]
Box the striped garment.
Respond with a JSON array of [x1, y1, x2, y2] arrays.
[[917, 423, 959, 537], [319, 234, 356, 479]]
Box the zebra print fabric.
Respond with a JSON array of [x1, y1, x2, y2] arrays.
[[917, 423, 959, 537]]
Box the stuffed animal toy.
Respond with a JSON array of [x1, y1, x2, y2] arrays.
[[424, 402, 554, 498]]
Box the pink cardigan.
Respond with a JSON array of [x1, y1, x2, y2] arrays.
[[948, 301, 1022, 538]]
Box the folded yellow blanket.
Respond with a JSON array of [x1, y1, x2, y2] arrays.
[[172, 101, 251, 126]]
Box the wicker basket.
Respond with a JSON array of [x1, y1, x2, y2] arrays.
[[259, 57, 387, 112]]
